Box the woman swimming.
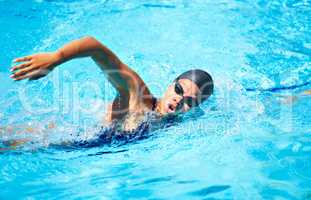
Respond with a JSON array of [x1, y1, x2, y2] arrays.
[[10, 36, 214, 134]]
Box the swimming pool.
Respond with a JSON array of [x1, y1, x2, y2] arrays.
[[0, 0, 310, 199]]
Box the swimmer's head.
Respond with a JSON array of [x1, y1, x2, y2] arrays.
[[157, 69, 214, 115]]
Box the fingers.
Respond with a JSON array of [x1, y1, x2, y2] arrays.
[[10, 65, 38, 79], [13, 69, 49, 81], [13, 56, 32, 63], [11, 61, 32, 72], [12, 69, 38, 81]]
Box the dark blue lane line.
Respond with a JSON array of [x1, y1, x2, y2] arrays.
[[142, 3, 176, 9], [245, 81, 311, 92]]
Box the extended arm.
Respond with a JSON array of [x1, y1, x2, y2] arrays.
[[11, 36, 148, 95]]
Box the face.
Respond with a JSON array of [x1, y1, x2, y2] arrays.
[[159, 78, 201, 115]]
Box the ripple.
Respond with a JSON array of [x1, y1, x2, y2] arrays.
[[187, 185, 231, 197]]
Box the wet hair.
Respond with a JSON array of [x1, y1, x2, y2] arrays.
[[175, 69, 214, 103]]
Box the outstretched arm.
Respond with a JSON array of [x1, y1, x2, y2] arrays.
[[11, 36, 149, 96]]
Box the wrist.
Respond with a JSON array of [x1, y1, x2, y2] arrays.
[[53, 50, 64, 65]]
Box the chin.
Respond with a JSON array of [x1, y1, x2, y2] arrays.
[[160, 110, 170, 116], [158, 108, 172, 116], [164, 108, 179, 116], [159, 100, 176, 115]]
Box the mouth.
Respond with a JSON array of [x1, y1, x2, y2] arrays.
[[166, 103, 175, 113]]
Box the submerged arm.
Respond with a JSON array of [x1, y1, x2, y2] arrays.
[[276, 89, 311, 104]]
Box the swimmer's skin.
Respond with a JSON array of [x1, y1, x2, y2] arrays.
[[8, 36, 311, 124], [0, 122, 56, 150], [10, 36, 200, 125], [5, 36, 201, 149], [11, 37, 155, 124]]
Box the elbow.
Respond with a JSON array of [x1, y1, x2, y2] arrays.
[[82, 36, 103, 53], [82, 36, 103, 51], [83, 35, 99, 43]]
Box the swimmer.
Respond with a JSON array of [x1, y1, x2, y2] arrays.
[[10, 36, 214, 133]]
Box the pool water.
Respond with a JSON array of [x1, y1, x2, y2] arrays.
[[0, 0, 310, 199]]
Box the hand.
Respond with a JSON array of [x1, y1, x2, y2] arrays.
[[10, 52, 61, 81]]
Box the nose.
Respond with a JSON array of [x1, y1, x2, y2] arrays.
[[173, 96, 182, 103], [172, 96, 183, 109]]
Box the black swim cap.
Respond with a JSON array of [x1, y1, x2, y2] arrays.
[[175, 69, 214, 103]]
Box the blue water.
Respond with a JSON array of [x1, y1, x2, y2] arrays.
[[0, 0, 310, 199]]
